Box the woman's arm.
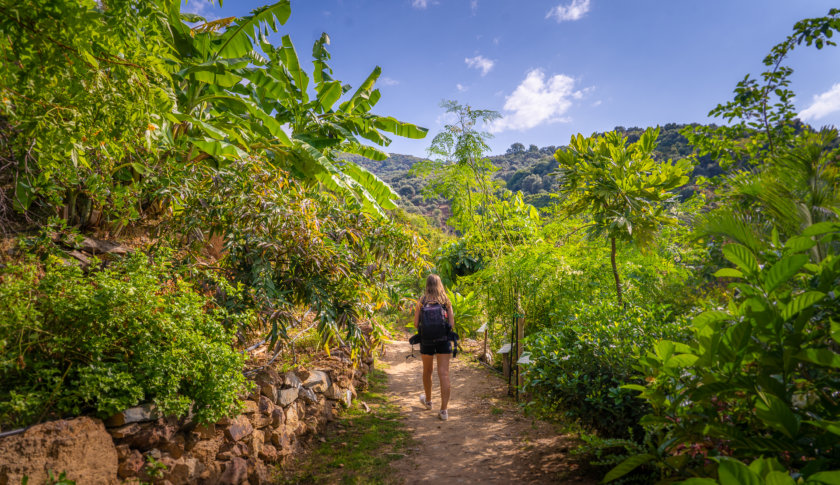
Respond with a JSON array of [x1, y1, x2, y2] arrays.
[[447, 302, 455, 328], [413, 300, 422, 330]]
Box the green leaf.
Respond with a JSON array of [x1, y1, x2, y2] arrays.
[[717, 457, 762, 485], [601, 454, 654, 483], [317, 80, 343, 112], [754, 393, 799, 438], [784, 236, 817, 254], [280, 35, 310, 99], [765, 471, 795, 485], [714, 268, 744, 279], [794, 348, 840, 368], [692, 310, 730, 329], [722, 243, 759, 274], [804, 419, 840, 436], [782, 291, 825, 320], [373, 116, 428, 139], [215, 1, 291, 59], [806, 471, 840, 485], [763, 254, 808, 293], [665, 354, 699, 368], [801, 221, 839, 237], [677, 480, 718, 485]]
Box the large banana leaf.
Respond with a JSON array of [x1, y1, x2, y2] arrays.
[[214, 1, 291, 59]]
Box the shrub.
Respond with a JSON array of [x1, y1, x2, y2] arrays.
[[0, 252, 247, 428], [523, 302, 690, 440]]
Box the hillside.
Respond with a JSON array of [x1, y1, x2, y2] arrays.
[[348, 123, 720, 222]]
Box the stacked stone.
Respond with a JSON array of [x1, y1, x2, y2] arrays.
[[0, 355, 372, 485]]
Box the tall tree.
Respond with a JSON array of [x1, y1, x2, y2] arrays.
[[554, 128, 691, 305]]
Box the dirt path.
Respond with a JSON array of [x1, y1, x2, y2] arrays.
[[381, 338, 596, 484]]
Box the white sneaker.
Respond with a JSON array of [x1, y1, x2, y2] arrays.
[[439, 410, 449, 421], [419, 395, 432, 410]]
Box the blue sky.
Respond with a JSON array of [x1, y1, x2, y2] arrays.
[[184, 0, 840, 157]]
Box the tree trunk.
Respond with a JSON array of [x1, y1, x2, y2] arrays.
[[610, 236, 623, 307]]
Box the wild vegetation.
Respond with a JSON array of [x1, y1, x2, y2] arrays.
[[1, 1, 839, 484]]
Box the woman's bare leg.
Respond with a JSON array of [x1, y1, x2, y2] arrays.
[[436, 353, 451, 410], [421, 354, 434, 403]]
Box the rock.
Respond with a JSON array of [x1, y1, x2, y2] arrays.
[[301, 370, 330, 393], [269, 430, 291, 452], [162, 433, 186, 459], [118, 449, 144, 479], [123, 419, 176, 451], [340, 389, 353, 408], [324, 383, 342, 400], [105, 403, 160, 427], [245, 430, 264, 457], [284, 404, 299, 433], [255, 368, 281, 402], [115, 443, 133, 460], [324, 400, 335, 422], [219, 456, 248, 485], [258, 444, 279, 463], [0, 417, 119, 485], [247, 458, 270, 485], [283, 371, 303, 389], [242, 400, 259, 414], [270, 408, 284, 428], [189, 436, 223, 466], [216, 442, 248, 461], [79, 235, 128, 255], [108, 422, 141, 439], [194, 423, 216, 439], [224, 415, 254, 442], [163, 457, 200, 483], [278, 387, 299, 407], [299, 386, 318, 404]]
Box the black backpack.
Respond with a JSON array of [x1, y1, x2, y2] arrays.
[[420, 302, 450, 344]]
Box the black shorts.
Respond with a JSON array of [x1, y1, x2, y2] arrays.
[[420, 340, 452, 355]]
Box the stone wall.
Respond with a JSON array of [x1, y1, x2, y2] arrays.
[[0, 351, 372, 485]]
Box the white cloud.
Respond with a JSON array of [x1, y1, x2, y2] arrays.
[[546, 0, 591, 22], [380, 77, 400, 86], [490, 69, 583, 132], [456, 83, 468, 92], [465, 55, 495, 76], [470, 0, 478, 14], [182, 0, 217, 20], [411, 0, 429, 9], [800, 83, 840, 121]]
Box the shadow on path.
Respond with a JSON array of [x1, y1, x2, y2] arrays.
[[382, 339, 596, 484]]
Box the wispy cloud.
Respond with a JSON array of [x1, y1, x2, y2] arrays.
[[380, 77, 400, 86], [456, 83, 468, 92], [800, 83, 840, 121], [546, 0, 591, 22], [182, 0, 217, 21], [470, 0, 478, 14], [465, 55, 495, 76], [490, 69, 584, 132], [411, 0, 429, 9]]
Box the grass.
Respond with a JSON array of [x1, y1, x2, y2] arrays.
[[279, 365, 413, 485]]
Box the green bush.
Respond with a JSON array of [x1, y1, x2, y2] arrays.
[[523, 302, 690, 440], [0, 252, 247, 428]]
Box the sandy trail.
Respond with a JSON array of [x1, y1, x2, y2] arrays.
[[381, 338, 595, 484]]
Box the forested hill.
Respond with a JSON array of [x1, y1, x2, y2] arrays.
[[348, 123, 720, 220]]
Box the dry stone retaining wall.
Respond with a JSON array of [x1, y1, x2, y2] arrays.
[[0, 351, 372, 485]]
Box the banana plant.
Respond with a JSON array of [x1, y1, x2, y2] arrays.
[[158, 1, 426, 217]]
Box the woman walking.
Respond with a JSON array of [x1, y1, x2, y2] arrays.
[[414, 274, 454, 420]]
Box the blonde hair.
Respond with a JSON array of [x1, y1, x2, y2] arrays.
[[421, 274, 450, 307]]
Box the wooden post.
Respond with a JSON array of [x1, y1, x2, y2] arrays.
[[482, 327, 488, 362], [502, 352, 510, 381], [516, 315, 525, 392]]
